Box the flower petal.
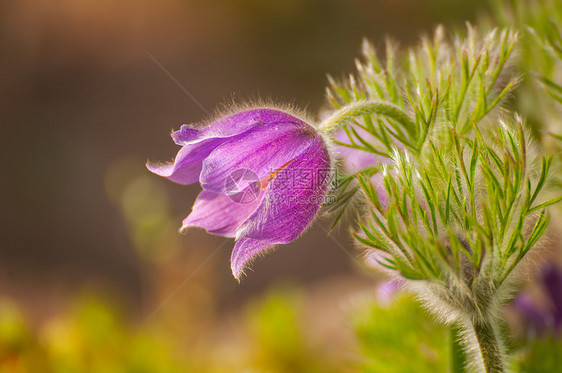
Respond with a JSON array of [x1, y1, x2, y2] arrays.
[[334, 128, 388, 171], [231, 237, 274, 278], [541, 264, 562, 328], [199, 122, 317, 194], [182, 190, 263, 237], [146, 138, 226, 185], [334, 128, 389, 207], [172, 108, 305, 145], [371, 173, 389, 209], [231, 136, 332, 276]]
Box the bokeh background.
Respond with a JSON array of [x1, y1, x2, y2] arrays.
[[0, 0, 489, 311], [11, 0, 555, 371]]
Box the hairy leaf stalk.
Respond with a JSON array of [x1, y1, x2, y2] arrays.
[[472, 319, 505, 373], [451, 325, 467, 373], [319, 100, 415, 134]]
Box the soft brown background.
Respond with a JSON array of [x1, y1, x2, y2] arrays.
[[0, 0, 488, 318]]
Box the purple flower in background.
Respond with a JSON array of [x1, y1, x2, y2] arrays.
[[147, 108, 332, 278], [334, 128, 385, 171], [375, 280, 401, 306], [542, 264, 562, 330], [512, 294, 551, 336], [512, 264, 562, 336], [334, 128, 390, 207]]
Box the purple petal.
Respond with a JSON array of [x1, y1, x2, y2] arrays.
[[376, 281, 401, 306], [172, 109, 306, 145], [147, 138, 226, 185], [334, 128, 388, 171], [371, 173, 389, 209], [334, 128, 389, 207], [541, 264, 562, 329], [199, 122, 317, 194], [512, 294, 550, 334], [231, 237, 273, 278], [182, 190, 263, 237], [231, 136, 331, 277], [172, 127, 201, 145]]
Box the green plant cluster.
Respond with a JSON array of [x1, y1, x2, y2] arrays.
[[328, 24, 560, 314], [325, 1, 562, 371]]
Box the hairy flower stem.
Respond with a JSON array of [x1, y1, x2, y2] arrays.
[[472, 320, 505, 373], [451, 325, 466, 373], [319, 100, 416, 133]]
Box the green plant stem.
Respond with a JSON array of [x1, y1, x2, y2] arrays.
[[451, 325, 466, 373], [472, 320, 505, 373], [318, 100, 416, 134]]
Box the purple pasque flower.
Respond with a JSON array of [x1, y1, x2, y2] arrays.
[[334, 128, 390, 207], [147, 108, 332, 278], [334, 128, 385, 171], [511, 264, 562, 336], [542, 264, 562, 330]]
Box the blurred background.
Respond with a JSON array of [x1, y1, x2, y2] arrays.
[[13, 0, 562, 371]]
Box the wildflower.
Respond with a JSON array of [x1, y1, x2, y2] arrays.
[[375, 280, 401, 306], [334, 128, 384, 171], [333, 127, 391, 208], [512, 264, 562, 336], [147, 108, 332, 278]]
